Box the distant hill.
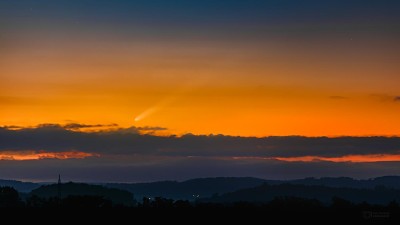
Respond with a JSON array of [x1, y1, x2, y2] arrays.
[[284, 176, 400, 189], [3, 176, 400, 201], [106, 176, 400, 200], [106, 177, 266, 200], [31, 182, 135, 206], [202, 183, 400, 205], [0, 179, 40, 193]]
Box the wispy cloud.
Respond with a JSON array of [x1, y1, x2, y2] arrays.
[[0, 150, 96, 161], [274, 154, 400, 163], [136, 126, 167, 131], [63, 123, 118, 130], [370, 94, 400, 102]]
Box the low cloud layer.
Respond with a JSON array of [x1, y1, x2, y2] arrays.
[[1, 156, 399, 183], [1, 124, 399, 158], [1, 124, 400, 182]]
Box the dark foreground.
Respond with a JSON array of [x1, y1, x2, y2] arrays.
[[1, 209, 397, 224], [2, 203, 399, 224], [1, 186, 399, 223]]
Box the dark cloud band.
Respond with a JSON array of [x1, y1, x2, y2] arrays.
[[1, 125, 399, 158]]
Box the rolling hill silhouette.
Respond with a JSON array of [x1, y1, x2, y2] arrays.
[[0, 179, 40, 193], [106, 177, 266, 200], [30, 182, 134, 206], [106, 176, 400, 200], [202, 183, 400, 205], [3, 176, 400, 202]]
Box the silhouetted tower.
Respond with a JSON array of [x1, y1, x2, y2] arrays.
[[57, 174, 61, 199]]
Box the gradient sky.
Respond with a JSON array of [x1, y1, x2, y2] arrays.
[[1, 0, 400, 182]]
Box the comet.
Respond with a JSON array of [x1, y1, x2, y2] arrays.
[[134, 97, 176, 122], [134, 106, 159, 122], [133, 80, 205, 122]]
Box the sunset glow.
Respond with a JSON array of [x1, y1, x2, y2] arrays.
[[0, 151, 97, 161], [1, 3, 399, 137], [1, 1, 400, 182], [274, 154, 400, 163]]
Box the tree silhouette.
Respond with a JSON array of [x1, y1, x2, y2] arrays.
[[0, 186, 24, 207]]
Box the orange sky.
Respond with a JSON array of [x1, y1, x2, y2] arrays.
[[2, 1, 400, 182], [0, 1, 400, 139], [1, 32, 399, 137]]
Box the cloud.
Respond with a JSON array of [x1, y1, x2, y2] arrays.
[[1, 156, 400, 182], [1, 125, 23, 130], [371, 94, 400, 102], [63, 123, 118, 130], [33, 123, 119, 130], [274, 154, 400, 163], [2, 124, 400, 181], [136, 126, 168, 131], [371, 95, 400, 103], [1, 125, 399, 158], [32, 123, 165, 132], [0, 150, 96, 160]]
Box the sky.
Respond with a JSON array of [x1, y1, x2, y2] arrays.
[[1, 0, 400, 182]]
